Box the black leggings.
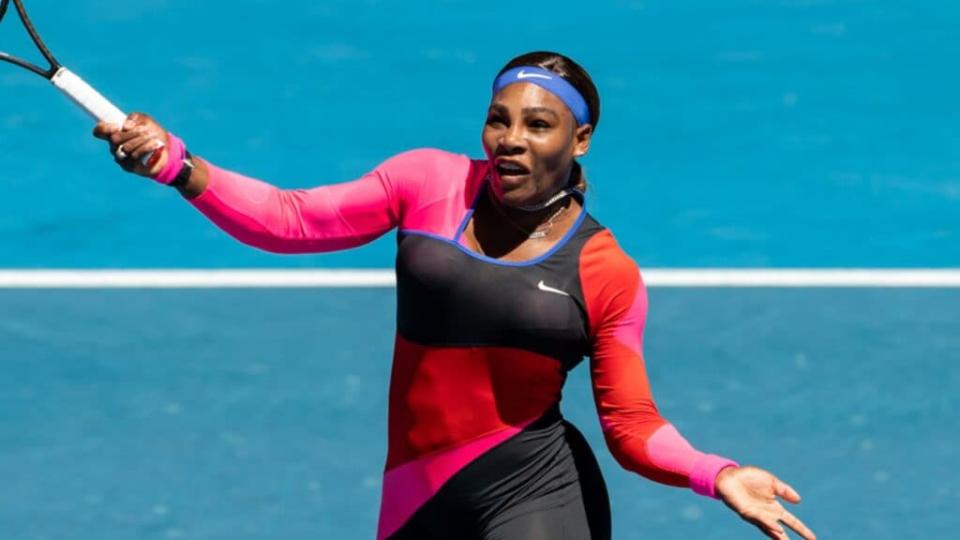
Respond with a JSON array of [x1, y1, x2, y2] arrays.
[[391, 415, 611, 540]]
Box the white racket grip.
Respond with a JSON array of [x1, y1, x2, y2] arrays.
[[50, 67, 127, 125], [50, 67, 162, 165]]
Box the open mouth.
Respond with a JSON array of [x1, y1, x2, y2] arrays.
[[495, 160, 531, 177]]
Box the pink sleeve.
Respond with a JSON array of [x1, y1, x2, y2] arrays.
[[188, 149, 444, 254], [580, 231, 738, 498]]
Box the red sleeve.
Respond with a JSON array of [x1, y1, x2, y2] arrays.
[[579, 231, 737, 496]]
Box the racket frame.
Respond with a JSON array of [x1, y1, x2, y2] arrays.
[[0, 0, 161, 160], [0, 0, 61, 78]]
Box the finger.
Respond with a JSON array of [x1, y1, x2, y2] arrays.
[[763, 520, 789, 540], [93, 122, 119, 139], [123, 134, 159, 159], [132, 139, 164, 163], [739, 510, 782, 540], [110, 128, 148, 146], [145, 144, 166, 172], [114, 152, 136, 172], [774, 478, 801, 504], [122, 112, 151, 131], [780, 508, 817, 540]]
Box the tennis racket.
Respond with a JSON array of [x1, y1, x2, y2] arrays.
[[0, 0, 159, 160]]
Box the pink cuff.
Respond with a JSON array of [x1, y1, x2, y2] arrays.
[[153, 133, 186, 185], [689, 454, 738, 498]]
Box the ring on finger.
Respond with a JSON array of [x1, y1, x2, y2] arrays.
[[115, 144, 128, 160]]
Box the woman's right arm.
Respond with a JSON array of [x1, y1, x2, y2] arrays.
[[94, 114, 409, 254], [184, 158, 399, 254]]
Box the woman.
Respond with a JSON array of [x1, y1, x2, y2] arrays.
[[94, 51, 816, 540]]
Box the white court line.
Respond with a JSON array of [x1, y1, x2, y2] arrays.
[[0, 269, 959, 288]]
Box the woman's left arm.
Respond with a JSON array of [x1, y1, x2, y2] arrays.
[[579, 231, 815, 539]]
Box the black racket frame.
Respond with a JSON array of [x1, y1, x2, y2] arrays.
[[0, 0, 61, 78]]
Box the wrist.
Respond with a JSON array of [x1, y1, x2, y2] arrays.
[[169, 150, 195, 188], [714, 465, 738, 493], [153, 133, 187, 185], [175, 156, 210, 199], [690, 454, 739, 499]]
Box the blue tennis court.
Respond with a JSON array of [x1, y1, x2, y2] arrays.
[[2, 288, 958, 538], [1, 0, 957, 268], [1, 0, 958, 539]]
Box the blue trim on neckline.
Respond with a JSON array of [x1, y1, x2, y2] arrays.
[[401, 191, 588, 268], [452, 180, 486, 242]]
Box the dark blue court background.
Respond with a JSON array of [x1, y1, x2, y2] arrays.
[[1, 1, 959, 539]]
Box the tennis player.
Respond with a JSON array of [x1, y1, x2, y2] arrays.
[[94, 51, 816, 540]]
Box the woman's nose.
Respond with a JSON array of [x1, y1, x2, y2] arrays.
[[498, 125, 525, 153]]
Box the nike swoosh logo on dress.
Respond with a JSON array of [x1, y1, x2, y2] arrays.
[[537, 280, 570, 296]]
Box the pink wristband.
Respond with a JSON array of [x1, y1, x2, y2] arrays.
[[153, 133, 186, 185], [690, 454, 739, 499]]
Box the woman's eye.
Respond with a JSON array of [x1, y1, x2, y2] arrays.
[[486, 115, 506, 127], [529, 120, 551, 129]]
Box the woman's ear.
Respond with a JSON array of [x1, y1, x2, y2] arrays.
[[573, 124, 593, 158]]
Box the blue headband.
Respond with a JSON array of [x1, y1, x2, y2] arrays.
[[492, 66, 591, 126]]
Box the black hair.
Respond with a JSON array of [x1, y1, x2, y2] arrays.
[[497, 51, 599, 191]]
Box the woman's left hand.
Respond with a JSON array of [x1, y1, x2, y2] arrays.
[[715, 465, 817, 540]]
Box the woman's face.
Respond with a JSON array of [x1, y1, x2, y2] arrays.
[[482, 82, 592, 207]]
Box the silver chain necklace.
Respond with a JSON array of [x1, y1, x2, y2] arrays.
[[483, 173, 575, 213], [527, 204, 568, 239], [517, 187, 574, 212], [486, 184, 569, 240]]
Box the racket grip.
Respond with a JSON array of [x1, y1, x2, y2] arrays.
[[50, 67, 161, 164], [51, 67, 127, 125]]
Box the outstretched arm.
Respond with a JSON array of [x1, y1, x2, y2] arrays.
[[184, 161, 398, 254], [93, 114, 409, 254]]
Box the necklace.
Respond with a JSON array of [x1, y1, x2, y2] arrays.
[[527, 204, 567, 239], [487, 187, 568, 239], [482, 173, 575, 213], [517, 188, 574, 212]]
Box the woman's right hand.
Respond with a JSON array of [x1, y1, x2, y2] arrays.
[[92, 112, 170, 178]]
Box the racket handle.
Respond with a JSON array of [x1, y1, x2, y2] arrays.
[[50, 67, 161, 164], [51, 67, 127, 124]]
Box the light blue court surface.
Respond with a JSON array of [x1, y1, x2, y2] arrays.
[[1, 1, 959, 539], [2, 288, 958, 539], [0, 0, 957, 267]]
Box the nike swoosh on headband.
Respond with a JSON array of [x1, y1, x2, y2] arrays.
[[493, 66, 591, 126], [517, 69, 553, 80]]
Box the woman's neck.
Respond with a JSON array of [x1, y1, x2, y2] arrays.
[[460, 183, 583, 261]]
